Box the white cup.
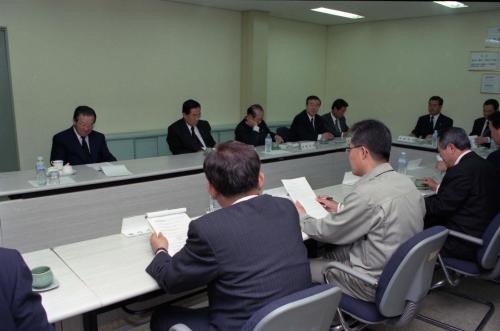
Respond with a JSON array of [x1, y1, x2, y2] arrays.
[[51, 160, 64, 170], [62, 164, 74, 175]]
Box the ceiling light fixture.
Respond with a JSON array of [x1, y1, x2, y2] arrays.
[[311, 7, 364, 19], [433, 1, 468, 9]]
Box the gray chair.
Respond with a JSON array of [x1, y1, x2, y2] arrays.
[[425, 212, 500, 331], [169, 284, 342, 331], [322, 226, 448, 331]]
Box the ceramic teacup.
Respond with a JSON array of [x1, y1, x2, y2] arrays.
[[31, 266, 53, 289], [62, 164, 74, 175], [51, 160, 64, 170]]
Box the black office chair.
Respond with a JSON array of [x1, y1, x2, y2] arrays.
[[424, 213, 500, 331], [322, 226, 448, 331], [168, 284, 342, 331]]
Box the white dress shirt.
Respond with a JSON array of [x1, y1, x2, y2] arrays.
[[73, 127, 91, 153]]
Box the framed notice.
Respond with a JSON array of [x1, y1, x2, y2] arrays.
[[469, 51, 500, 71], [481, 74, 500, 94], [485, 27, 500, 48]]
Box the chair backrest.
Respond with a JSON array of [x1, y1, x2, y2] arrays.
[[375, 226, 448, 318], [276, 127, 290, 142], [478, 212, 500, 270], [241, 284, 342, 331]]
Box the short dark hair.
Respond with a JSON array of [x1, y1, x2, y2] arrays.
[[306, 95, 321, 105], [438, 127, 470, 150], [350, 119, 392, 162], [429, 96, 443, 106], [203, 141, 260, 197], [332, 98, 349, 110], [488, 111, 500, 129], [484, 98, 499, 111], [246, 104, 264, 116], [182, 99, 201, 115], [73, 106, 96, 122]]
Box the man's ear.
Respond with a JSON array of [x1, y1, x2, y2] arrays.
[[257, 171, 265, 191], [207, 182, 219, 199]]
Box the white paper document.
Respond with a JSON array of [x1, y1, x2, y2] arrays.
[[342, 172, 361, 185], [262, 149, 291, 155], [121, 215, 151, 237], [282, 177, 327, 220], [101, 164, 132, 177], [86, 162, 113, 171], [147, 211, 192, 255], [407, 159, 422, 170]]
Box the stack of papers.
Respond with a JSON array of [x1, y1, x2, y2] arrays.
[[101, 164, 132, 177], [86, 162, 113, 171], [146, 208, 192, 255], [281, 177, 327, 220]]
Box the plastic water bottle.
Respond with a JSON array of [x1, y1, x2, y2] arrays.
[[35, 156, 47, 186], [265, 133, 272, 153], [431, 130, 438, 148], [397, 152, 408, 175]]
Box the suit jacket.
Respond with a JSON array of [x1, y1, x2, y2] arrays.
[[50, 127, 116, 165], [303, 163, 424, 286], [322, 113, 349, 137], [411, 113, 453, 138], [470, 117, 491, 147], [289, 110, 328, 141], [487, 149, 500, 177], [0, 248, 52, 331], [234, 119, 276, 146], [425, 152, 500, 261], [146, 195, 311, 331], [167, 119, 216, 155]]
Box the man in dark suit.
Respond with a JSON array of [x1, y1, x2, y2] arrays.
[[411, 96, 453, 139], [146, 141, 311, 331], [322, 98, 349, 137], [470, 99, 498, 147], [422, 127, 500, 261], [487, 111, 500, 175], [50, 106, 116, 165], [234, 104, 284, 146], [289, 95, 334, 142], [167, 99, 216, 155], [0, 247, 52, 331]]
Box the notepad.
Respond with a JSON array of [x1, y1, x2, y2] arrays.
[[282, 177, 327, 220], [101, 164, 132, 177], [146, 208, 192, 255], [86, 162, 113, 171], [407, 158, 422, 170]]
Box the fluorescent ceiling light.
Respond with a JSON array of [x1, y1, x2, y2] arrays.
[[311, 7, 364, 19], [433, 1, 468, 9]]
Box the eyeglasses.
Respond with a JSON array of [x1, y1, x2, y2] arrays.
[[345, 145, 363, 153]]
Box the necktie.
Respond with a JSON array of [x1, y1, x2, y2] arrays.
[[430, 116, 434, 129], [191, 126, 202, 149], [335, 119, 341, 133], [310, 117, 315, 130], [482, 120, 490, 137], [81, 137, 91, 159]]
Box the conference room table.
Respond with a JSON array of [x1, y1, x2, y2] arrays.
[[21, 164, 438, 330]]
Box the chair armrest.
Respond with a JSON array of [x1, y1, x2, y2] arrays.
[[322, 261, 378, 287], [169, 324, 192, 331], [449, 230, 483, 246]]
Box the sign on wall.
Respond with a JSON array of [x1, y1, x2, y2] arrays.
[[469, 51, 500, 71], [481, 74, 500, 94], [485, 27, 500, 48]]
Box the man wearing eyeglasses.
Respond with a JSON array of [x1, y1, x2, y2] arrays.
[[50, 105, 116, 165], [300, 119, 425, 302]]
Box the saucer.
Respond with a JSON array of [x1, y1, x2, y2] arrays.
[[60, 169, 76, 176], [32, 278, 59, 292]]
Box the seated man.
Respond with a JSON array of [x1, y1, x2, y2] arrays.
[[0, 247, 52, 331], [289, 95, 334, 142], [146, 141, 311, 331], [50, 106, 116, 165], [422, 127, 500, 261], [234, 104, 284, 146], [487, 111, 500, 174], [301, 119, 424, 302], [167, 99, 216, 155], [411, 96, 453, 139], [322, 98, 349, 137], [471, 98, 498, 147]]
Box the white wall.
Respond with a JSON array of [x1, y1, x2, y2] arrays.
[[326, 10, 500, 137], [0, 0, 241, 169], [266, 17, 327, 121]]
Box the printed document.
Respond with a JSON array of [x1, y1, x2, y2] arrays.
[[282, 177, 327, 219]]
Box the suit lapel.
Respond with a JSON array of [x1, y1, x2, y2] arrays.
[[70, 128, 89, 163]]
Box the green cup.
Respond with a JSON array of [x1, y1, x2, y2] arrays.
[[31, 266, 53, 289]]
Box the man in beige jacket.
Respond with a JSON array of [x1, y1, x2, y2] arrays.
[[302, 119, 425, 302]]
